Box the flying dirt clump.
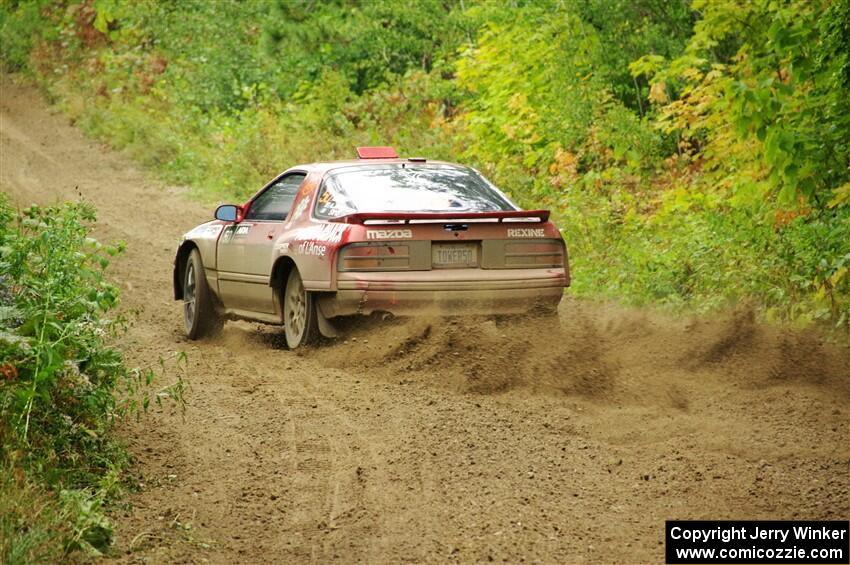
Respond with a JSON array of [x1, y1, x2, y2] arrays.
[[528, 314, 618, 399], [689, 305, 759, 365], [767, 329, 847, 387], [318, 310, 620, 398], [679, 306, 849, 393], [313, 299, 849, 408]]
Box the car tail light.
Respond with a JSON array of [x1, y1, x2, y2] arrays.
[[503, 241, 564, 268], [338, 243, 411, 271]]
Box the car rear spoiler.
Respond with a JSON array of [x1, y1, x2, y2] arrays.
[[329, 209, 550, 224]]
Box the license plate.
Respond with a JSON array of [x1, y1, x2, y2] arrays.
[[432, 243, 478, 268]]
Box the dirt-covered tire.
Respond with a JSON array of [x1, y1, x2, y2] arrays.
[[283, 268, 320, 349], [183, 249, 222, 339]]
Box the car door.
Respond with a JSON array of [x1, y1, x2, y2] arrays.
[[217, 172, 306, 313]]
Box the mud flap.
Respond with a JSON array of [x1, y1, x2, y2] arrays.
[[316, 303, 340, 338]]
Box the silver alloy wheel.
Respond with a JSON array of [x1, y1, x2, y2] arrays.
[[183, 261, 196, 330], [285, 270, 306, 342]]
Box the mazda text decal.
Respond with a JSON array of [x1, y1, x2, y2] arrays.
[[366, 229, 413, 240], [507, 228, 545, 238]]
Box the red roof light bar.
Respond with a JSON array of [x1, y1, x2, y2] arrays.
[[356, 146, 398, 159]]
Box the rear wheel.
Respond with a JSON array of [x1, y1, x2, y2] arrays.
[[283, 268, 320, 349], [183, 249, 222, 339]]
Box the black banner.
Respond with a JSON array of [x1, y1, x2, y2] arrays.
[[666, 521, 849, 564]]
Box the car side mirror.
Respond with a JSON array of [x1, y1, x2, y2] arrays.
[[215, 204, 239, 222]]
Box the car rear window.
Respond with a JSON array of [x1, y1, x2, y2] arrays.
[[314, 164, 517, 218]]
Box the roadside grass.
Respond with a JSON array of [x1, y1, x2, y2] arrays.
[[0, 464, 115, 564], [0, 468, 71, 564]]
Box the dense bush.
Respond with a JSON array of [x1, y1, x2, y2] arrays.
[[1, 0, 847, 329], [0, 195, 183, 561]]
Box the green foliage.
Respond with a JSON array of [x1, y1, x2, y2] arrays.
[[640, 0, 850, 210], [262, 0, 467, 95], [0, 195, 186, 559], [0, 0, 50, 71], [0, 465, 122, 563], [1, 469, 70, 564], [1, 200, 123, 469], [570, 0, 694, 113], [560, 189, 850, 326], [455, 0, 686, 205]]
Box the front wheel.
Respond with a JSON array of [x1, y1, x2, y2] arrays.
[[283, 268, 320, 349], [183, 249, 222, 339]]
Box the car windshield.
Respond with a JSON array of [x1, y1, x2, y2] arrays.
[[314, 164, 517, 218]]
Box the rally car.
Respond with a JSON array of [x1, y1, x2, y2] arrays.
[[173, 147, 570, 348]]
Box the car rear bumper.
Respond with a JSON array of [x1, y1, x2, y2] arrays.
[[317, 268, 568, 317]]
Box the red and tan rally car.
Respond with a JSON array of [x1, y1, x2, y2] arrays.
[[173, 147, 570, 348]]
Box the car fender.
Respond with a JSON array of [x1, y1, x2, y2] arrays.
[[173, 221, 225, 299], [270, 222, 358, 290]]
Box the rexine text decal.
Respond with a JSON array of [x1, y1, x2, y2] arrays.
[[507, 228, 545, 238]]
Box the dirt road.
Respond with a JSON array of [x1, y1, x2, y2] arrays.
[[2, 76, 848, 564]]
